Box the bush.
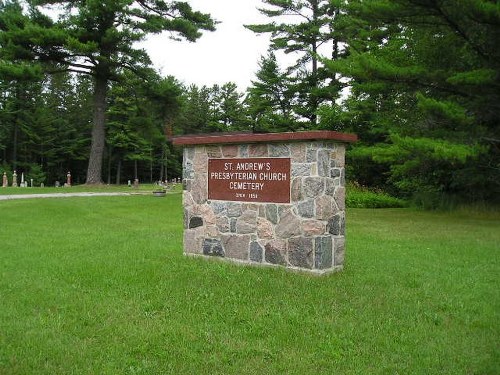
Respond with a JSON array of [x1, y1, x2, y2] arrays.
[[346, 182, 407, 208], [27, 164, 46, 186]]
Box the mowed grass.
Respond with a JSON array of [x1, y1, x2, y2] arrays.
[[0, 194, 498, 374]]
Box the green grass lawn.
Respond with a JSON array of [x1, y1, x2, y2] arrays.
[[0, 194, 498, 374]]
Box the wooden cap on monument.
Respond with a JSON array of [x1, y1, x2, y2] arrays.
[[172, 130, 358, 146]]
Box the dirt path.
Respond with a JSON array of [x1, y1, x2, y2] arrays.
[[0, 192, 133, 200]]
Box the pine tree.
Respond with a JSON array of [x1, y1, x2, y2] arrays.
[[0, 0, 216, 183], [245, 51, 296, 132], [325, 0, 500, 202], [246, 0, 344, 126]]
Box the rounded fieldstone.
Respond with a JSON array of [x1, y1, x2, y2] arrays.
[[249, 144, 268, 157], [318, 150, 330, 177], [198, 204, 216, 225], [291, 178, 302, 202], [334, 187, 346, 210], [182, 179, 192, 191], [291, 143, 306, 162], [297, 199, 314, 218], [216, 216, 230, 233], [227, 202, 242, 217], [236, 210, 257, 234], [230, 218, 237, 233], [239, 144, 249, 157], [203, 238, 224, 257], [275, 209, 302, 238], [250, 241, 263, 262], [303, 177, 325, 198], [222, 145, 239, 157], [327, 213, 345, 236], [257, 217, 274, 239], [269, 144, 290, 157], [189, 216, 203, 229], [266, 204, 279, 224], [221, 234, 250, 260], [315, 236, 333, 269], [183, 160, 194, 179], [211, 201, 227, 215], [184, 147, 195, 160], [302, 220, 325, 236], [192, 175, 208, 204], [315, 195, 335, 221], [325, 179, 336, 196], [330, 168, 341, 178], [306, 149, 317, 162], [206, 146, 222, 158], [288, 236, 313, 269], [292, 164, 311, 177], [333, 237, 346, 266], [264, 240, 287, 265], [184, 228, 203, 255]]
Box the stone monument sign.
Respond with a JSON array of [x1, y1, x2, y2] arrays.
[[173, 130, 357, 274], [208, 158, 291, 203]]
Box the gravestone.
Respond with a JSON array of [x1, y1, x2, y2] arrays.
[[173, 130, 357, 274], [66, 171, 72, 187], [12, 171, 18, 187], [2, 172, 7, 188]]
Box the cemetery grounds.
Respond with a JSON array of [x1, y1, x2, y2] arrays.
[[0, 185, 498, 374]]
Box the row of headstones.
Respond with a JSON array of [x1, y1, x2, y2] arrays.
[[3, 171, 181, 188], [127, 178, 182, 188], [155, 178, 181, 187], [2, 171, 72, 188]]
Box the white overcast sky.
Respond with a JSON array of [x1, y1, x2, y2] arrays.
[[141, 0, 276, 91]]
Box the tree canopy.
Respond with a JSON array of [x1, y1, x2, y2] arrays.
[[1, 0, 216, 183], [321, 0, 500, 203], [1, 0, 498, 205]]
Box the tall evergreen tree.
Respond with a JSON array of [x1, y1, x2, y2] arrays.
[[246, 0, 343, 126], [0, 0, 216, 183], [176, 84, 211, 135], [325, 0, 500, 202], [176, 83, 248, 135], [245, 51, 296, 132], [210, 83, 248, 131]]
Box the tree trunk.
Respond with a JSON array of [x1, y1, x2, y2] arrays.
[[12, 122, 18, 170], [116, 159, 121, 185], [310, 0, 319, 126], [106, 145, 112, 184], [159, 147, 164, 182], [149, 148, 153, 183], [85, 76, 108, 184]]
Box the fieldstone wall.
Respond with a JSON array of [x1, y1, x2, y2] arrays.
[[182, 141, 346, 274]]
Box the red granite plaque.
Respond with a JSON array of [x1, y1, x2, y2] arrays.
[[208, 158, 291, 203]]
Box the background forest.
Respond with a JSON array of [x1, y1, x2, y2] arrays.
[[0, 0, 499, 206]]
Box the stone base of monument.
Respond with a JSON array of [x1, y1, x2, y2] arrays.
[[173, 131, 357, 275]]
